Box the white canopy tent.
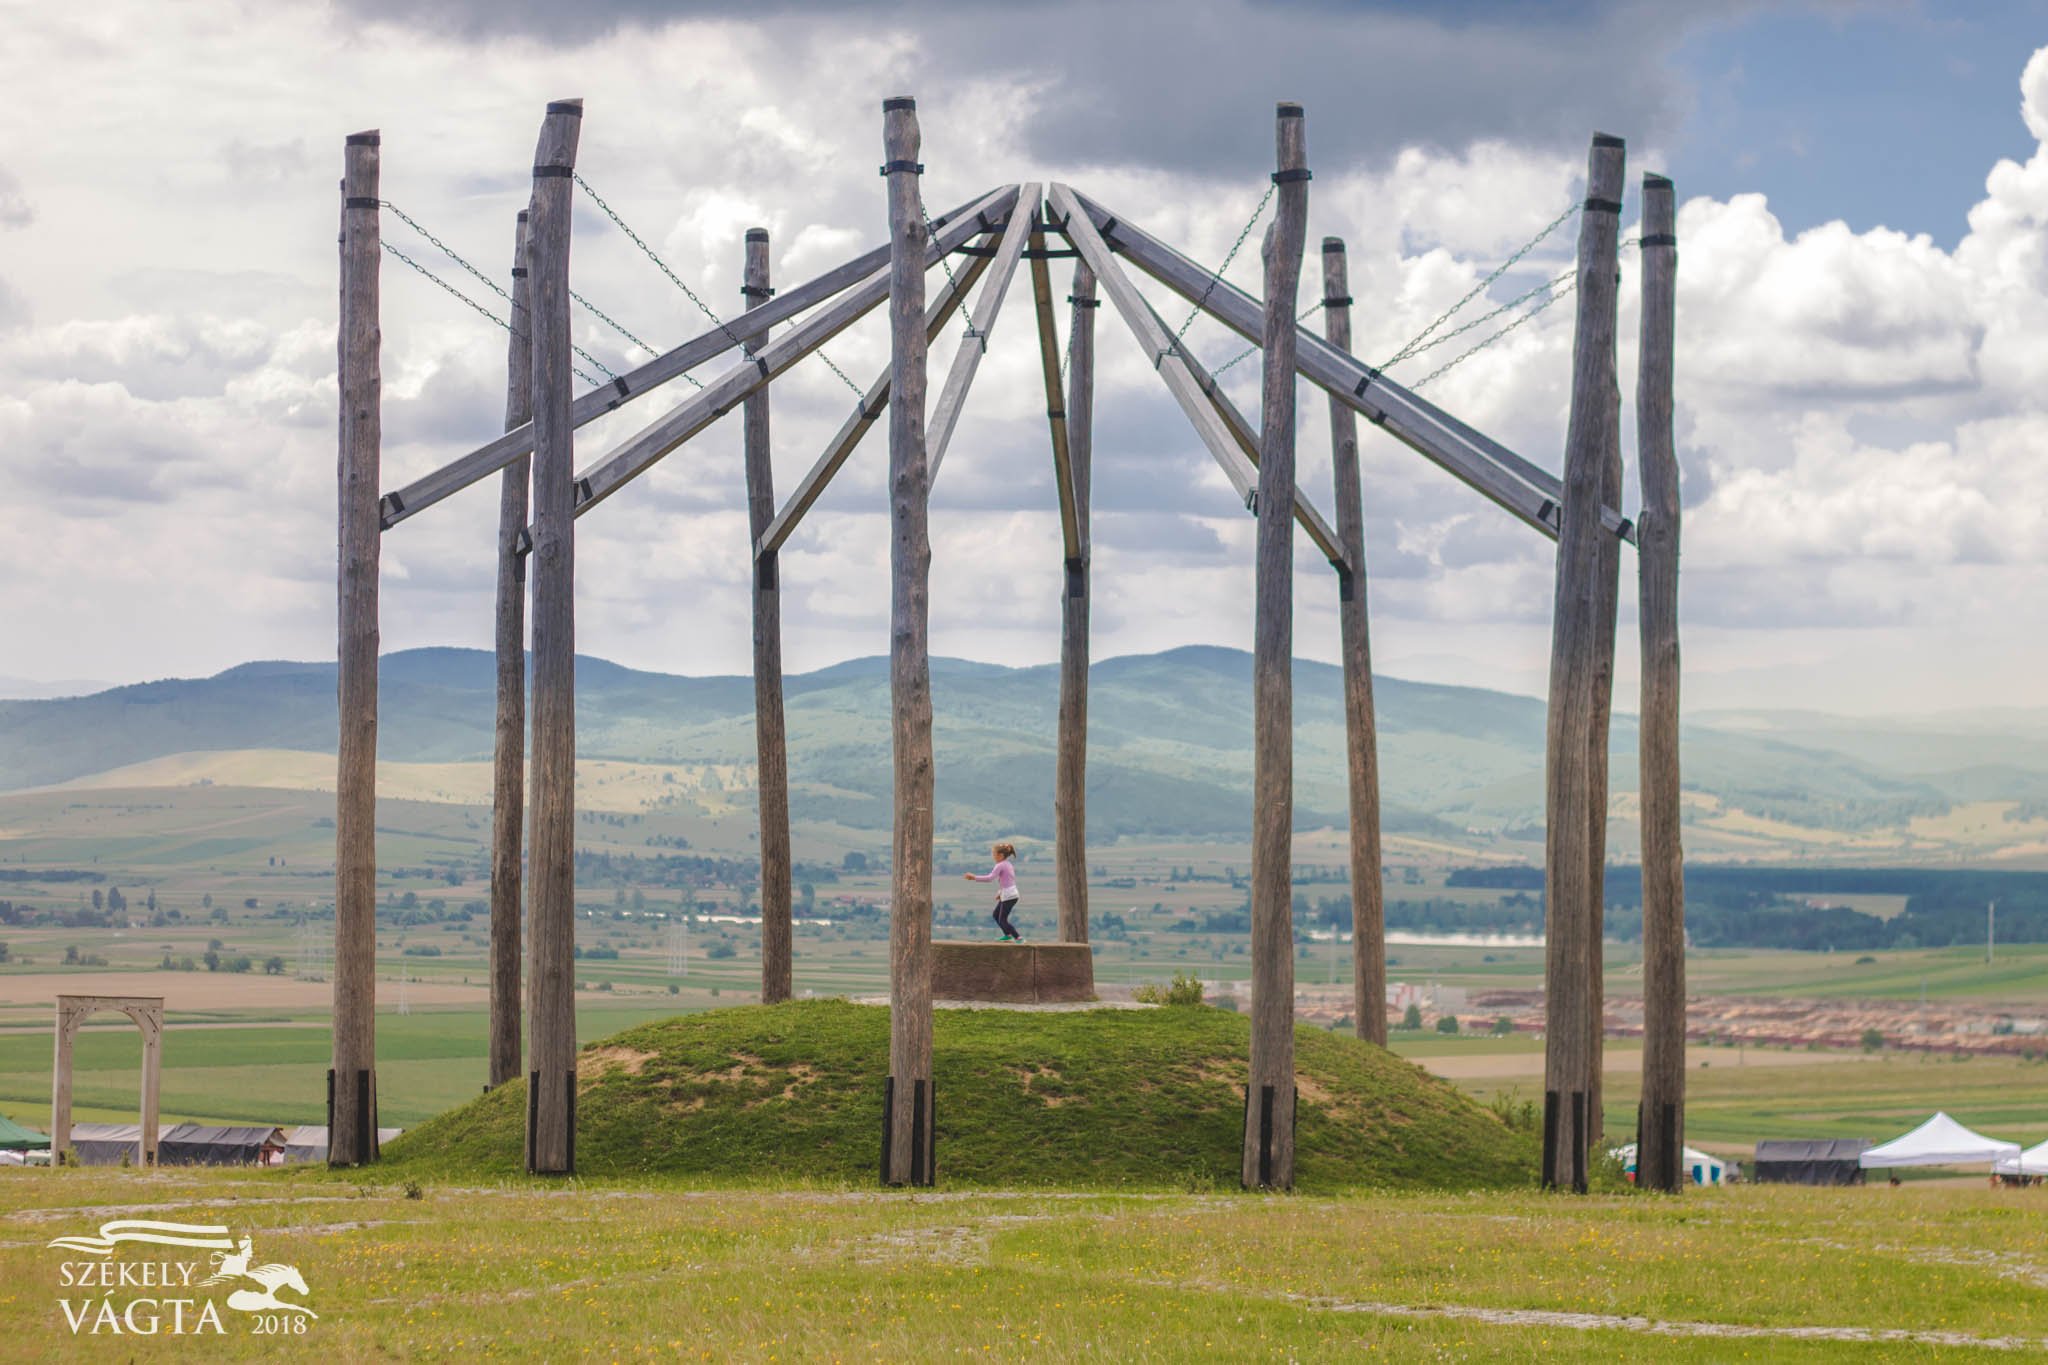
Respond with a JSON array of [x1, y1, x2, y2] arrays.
[[1859, 1112, 2019, 1169], [1994, 1139, 2048, 1176], [1613, 1142, 1726, 1187]]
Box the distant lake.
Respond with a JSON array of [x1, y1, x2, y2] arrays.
[[1306, 929, 1545, 949]]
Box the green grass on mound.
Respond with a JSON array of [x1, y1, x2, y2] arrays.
[[382, 999, 1536, 1190]]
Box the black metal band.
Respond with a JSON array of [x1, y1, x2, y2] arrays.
[[1047, 409, 1065, 420], [1352, 367, 1380, 398], [384, 491, 406, 516], [882, 97, 916, 112], [1067, 296, 1098, 308], [1583, 196, 1623, 214], [954, 244, 996, 258], [575, 477, 594, 504], [344, 196, 380, 209], [512, 527, 532, 558], [533, 165, 574, 178], [346, 132, 380, 147], [1324, 295, 1352, 308], [511, 267, 528, 278], [1639, 233, 1677, 247], [740, 284, 774, 298], [1271, 168, 1313, 184], [547, 101, 583, 116], [517, 209, 529, 222], [879, 160, 924, 176], [753, 355, 771, 379], [1615, 517, 1635, 540], [612, 375, 630, 398], [745, 228, 768, 242], [1277, 102, 1304, 118], [1593, 133, 1624, 148]]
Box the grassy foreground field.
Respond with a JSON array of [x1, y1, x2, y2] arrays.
[[2, 1168, 2045, 1359]]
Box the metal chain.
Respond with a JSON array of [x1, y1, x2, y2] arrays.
[[1410, 274, 1576, 391], [1210, 297, 1326, 378], [785, 318, 866, 397], [1385, 267, 1574, 369], [1173, 183, 1275, 347], [577, 171, 860, 397], [1379, 200, 1581, 372], [380, 241, 605, 387], [380, 201, 622, 385], [920, 204, 979, 340]]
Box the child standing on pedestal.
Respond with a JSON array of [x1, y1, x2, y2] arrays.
[[963, 841, 1023, 941]]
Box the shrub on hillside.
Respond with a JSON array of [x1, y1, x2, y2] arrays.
[[1133, 973, 1205, 1007]]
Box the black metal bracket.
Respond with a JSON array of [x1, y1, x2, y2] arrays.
[[879, 160, 925, 176]]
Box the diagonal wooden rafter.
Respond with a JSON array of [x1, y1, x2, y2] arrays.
[[754, 237, 997, 558], [1064, 187, 1636, 545], [1026, 213, 1081, 559], [1048, 183, 1348, 570], [551, 187, 1023, 524], [926, 183, 1041, 485], [379, 186, 1016, 531]]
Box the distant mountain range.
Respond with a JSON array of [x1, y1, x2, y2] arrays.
[[4, 646, 2046, 858]]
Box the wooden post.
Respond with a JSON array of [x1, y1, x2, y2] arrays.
[[1635, 172, 1685, 1194], [137, 1006, 162, 1166], [525, 99, 582, 1176], [1542, 132, 1625, 1193], [49, 1003, 72, 1164], [1320, 238, 1386, 1049], [1244, 103, 1308, 1192], [1056, 263, 1096, 943], [333, 129, 382, 1168], [489, 209, 533, 1090], [882, 95, 935, 1187], [745, 228, 794, 1005]]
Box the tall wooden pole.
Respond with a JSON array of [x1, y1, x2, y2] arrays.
[[1244, 103, 1308, 1192], [1542, 132, 1624, 1193], [1635, 172, 1685, 1194], [332, 129, 382, 1168], [525, 98, 582, 1176], [489, 209, 533, 1090], [1055, 262, 1097, 944], [1320, 238, 1386, 1049], [882, 95, 935, 1187], [744, 228, 794, 1005]]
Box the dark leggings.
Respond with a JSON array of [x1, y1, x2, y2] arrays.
[[993, 897, 1020, 938]]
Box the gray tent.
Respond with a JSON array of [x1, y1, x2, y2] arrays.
[[1753, 1138, 1870, 1185], [158, 1124, 285, 1167], [280, 1125, 402, 1164], [67, 1122, 144, 1167]]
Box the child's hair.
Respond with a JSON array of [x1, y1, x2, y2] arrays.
[[992, 841, 1017, 861]]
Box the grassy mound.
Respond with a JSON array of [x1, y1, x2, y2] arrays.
[[382, 1000, 1536, 1190]]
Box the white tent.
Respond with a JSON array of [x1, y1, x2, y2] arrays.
[[1859, 1112, 2019, 1168], [1994, 1139, 2048, 1176]]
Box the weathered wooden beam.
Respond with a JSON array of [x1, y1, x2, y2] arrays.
[[525, 99, 583, 1177], [927, 183, 1041, 483], [1053, 261, 1095, 944], [1634, 172, 1685, 1195], [883, 95, 936, 1188], [559, 187, 1020, 523], [488, 208, 532, 1090], [1137, 296, 1348, 569], [333, 128, 382, 1169], [1066, 190, 1637, 545], [1027, 220, 1080, 560], [754, 246, 996, 557], [744, 228, 793, 1007], [1322, 237, 1387, 1050], [1542, 132, 1625, 1195], [1047, 184, 1253, 509], [1244, 103, 1308, 1193], [377, 189, 1011, 529]]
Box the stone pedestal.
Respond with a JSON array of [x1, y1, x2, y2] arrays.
[[930, 941, 1095, 1004]]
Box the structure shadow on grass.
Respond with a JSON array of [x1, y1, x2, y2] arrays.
[[378, 1000, 1536, 1190]]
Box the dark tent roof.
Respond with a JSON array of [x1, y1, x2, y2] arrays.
[[0, 1112, 49, 1150], [158, 1124, 284, 1166], [67, 1123, 143, 1166], [1755, 1139, 1870, 1162]]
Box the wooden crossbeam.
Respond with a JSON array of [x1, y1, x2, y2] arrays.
[[379, 186, 1015, 531], [927, 183, 1041, 484], [1066, 189, 1635, 545], [1138, 296, 1347, 570], [552, 187, 1022, 523], [755, 238, 997, 557], [1026, 216, 1080, 559], [1049, 184, 1255, 507]]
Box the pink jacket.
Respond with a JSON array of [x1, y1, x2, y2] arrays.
[[967, 859, 1019, 899]]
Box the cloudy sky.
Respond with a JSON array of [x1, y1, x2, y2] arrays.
[[5, 0, 2048, 714]]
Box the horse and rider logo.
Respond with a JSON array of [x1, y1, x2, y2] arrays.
[[48, 1219, 317, 1331]]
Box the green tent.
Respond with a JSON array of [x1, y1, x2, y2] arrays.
[[0, 1112, 50, 1150]]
